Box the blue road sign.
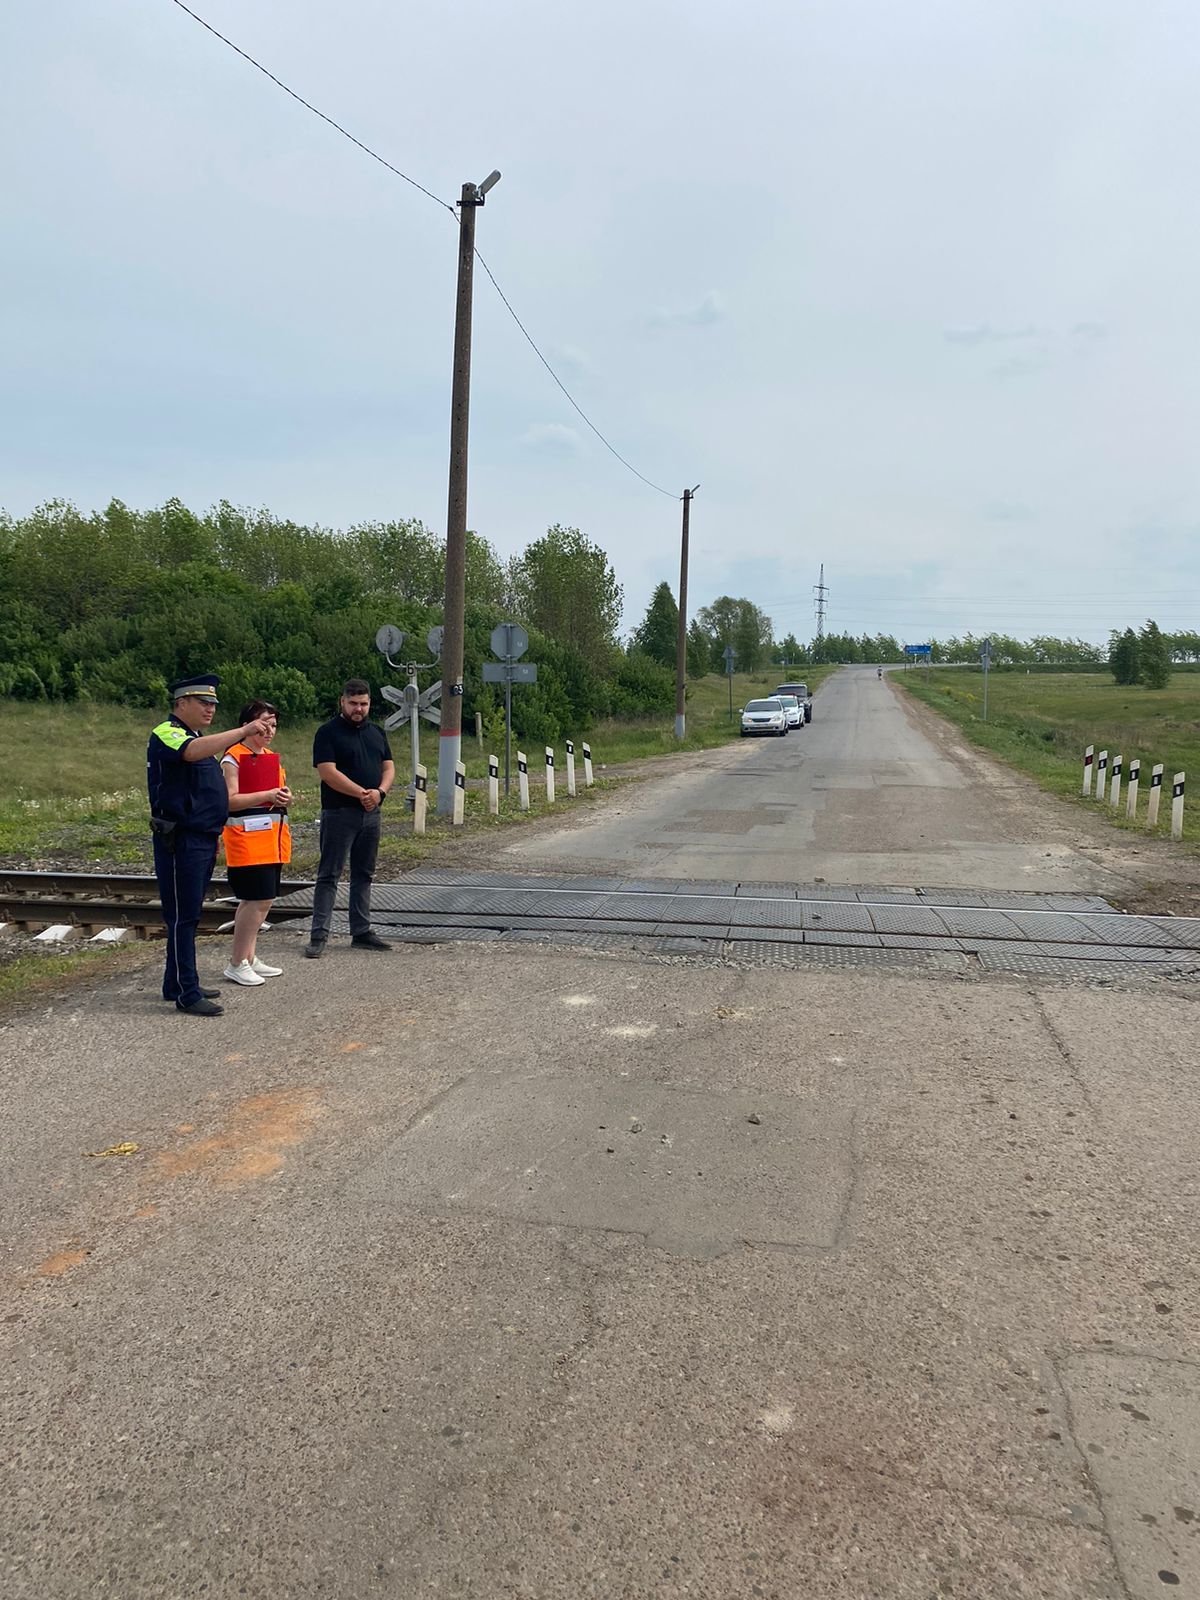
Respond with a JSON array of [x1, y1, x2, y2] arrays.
[[904, 644, 932, 658]]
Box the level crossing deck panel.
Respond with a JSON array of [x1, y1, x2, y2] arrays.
[[275, 870, 1200, 980]]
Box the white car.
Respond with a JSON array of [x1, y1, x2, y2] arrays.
[[773, 693, 803, 729], [740, 698, 788, 736], [774, 682, 812, 723]]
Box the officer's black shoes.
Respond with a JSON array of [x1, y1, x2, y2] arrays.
[[177, 997, 224, 1017], [303, 941, 325, 959], [164, 987, 220, 1001], [352, 932, 393, 951]]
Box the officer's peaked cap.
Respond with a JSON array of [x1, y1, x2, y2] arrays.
[[169, 673, 221, 703]]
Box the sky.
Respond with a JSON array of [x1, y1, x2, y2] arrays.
[[3, 0, 1200, 645]]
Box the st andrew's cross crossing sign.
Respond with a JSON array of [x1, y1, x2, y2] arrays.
[[383, 679, 442, 731]]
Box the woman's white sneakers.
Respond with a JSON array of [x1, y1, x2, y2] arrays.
[[224, 960, 266, 986], [223, 957, 283, 986]]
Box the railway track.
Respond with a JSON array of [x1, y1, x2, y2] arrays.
[[0, 871, 314, 938]]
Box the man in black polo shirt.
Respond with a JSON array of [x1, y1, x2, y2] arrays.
[[305, 679, 396, 958]]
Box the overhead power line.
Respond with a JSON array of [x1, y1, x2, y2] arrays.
[[167, 0, 678, 499], [471, 252, 677, 498], [168, 0, 455, 213]]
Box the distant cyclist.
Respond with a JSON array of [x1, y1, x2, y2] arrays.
[[877, 666, 883, 679]]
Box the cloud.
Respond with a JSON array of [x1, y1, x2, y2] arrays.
[[943, 323, 1038, 346], [1071, 320, 1109, 341], [982, 501, 1035, 522], [520, 422, 581, 452], [548, 344, 594, 380], [989, 349, 1054, 380], [648, 290, 724, 329]]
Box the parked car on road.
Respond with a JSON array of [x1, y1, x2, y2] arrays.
[[773, 693, 803, 729], [740, 698, 788, 736], [774, 682, 812, 722]]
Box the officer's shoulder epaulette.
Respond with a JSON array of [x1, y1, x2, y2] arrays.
[[151, 720, 191, 751]]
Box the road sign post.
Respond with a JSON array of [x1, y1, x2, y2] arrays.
[[378, 623, 441, 803], [485, 623, 536, 795], [565, 739, 576, 797], [980, 637, 992, 721], [723, 644, 736, 721]]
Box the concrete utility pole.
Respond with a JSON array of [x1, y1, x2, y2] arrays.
[[673, 485, 699, 740], [438, 169, 500, 813]]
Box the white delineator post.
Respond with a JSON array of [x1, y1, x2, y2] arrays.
[[1147, 764, 1164, 828], [517, 750, 530, 811], [452, 760, 466, 825], [1082, 744, 1094, 797], [1095, 750, 1108, 799], [582, 742, 594, 787], [1171, 772, 1185, 841], [413, 763, 428, 835], [545, 747, 556, 804], [487, 755, 499, 815], [1110, 754, 1122, 811], [1126, 759, 1140, 820], [565, 739, 577, 797]]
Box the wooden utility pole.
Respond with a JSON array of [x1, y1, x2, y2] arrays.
[[438, 170, 500, 812], [673, 485, 699, 739]]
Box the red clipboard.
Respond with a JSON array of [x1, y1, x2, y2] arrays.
[[236, 749, 281, 794]]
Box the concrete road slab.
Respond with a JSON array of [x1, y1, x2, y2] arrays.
[[1060, 1352, 1200, 1595], [352, 1071, 855, 1256]]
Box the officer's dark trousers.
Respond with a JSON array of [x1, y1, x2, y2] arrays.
[[309, 807, 381, 943], [154, 830, 219, 1008]]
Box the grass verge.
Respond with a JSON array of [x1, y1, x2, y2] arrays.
[[897, 668, 1198, 845], [0, 668, 836, 870]]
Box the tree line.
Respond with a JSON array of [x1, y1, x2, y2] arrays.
[[0, 499, 658, 742], [2, 502, 1191, 730]]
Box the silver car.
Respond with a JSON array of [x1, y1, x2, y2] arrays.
[[740, 698, 788, 736]]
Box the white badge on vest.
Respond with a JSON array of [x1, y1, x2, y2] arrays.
[[243, 815, 274, 833]]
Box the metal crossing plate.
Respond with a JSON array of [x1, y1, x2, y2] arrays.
[[269, 872, 1200, 980]]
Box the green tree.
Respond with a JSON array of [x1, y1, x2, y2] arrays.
[[686, 618, 709, 678], [697, 597, 773, 672], [632, 582, 679, 667], [1138, 619, 1171, 689], [1108, 627, 1141, 686], [509, 525, 623, 674]]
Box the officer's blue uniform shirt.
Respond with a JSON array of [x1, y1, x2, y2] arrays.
[[147, 717, 229, 833]]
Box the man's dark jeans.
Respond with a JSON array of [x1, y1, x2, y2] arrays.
[[309, 807, 381, 943]]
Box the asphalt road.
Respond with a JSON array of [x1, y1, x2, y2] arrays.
[[2, 669, 1198, 1600], [503, 666, 1132, 894]]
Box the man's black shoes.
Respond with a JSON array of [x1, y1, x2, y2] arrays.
[[352, 932, 393, 951], [177, 997, 224, 1017], [303, 942, 325, 959], [164, 987, 220, 1001]]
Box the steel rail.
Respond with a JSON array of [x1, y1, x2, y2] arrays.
[[0, 893, 313, 935], [0, 870, 311, 900]]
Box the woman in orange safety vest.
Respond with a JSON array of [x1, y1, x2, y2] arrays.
[[220, 698, 293, 987]]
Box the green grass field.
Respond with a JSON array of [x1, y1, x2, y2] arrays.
[[0, 667, 834, 871], [898, 668, 1199, 844]]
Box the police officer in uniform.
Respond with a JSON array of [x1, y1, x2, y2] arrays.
[[147, 675, 272, 1016]]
